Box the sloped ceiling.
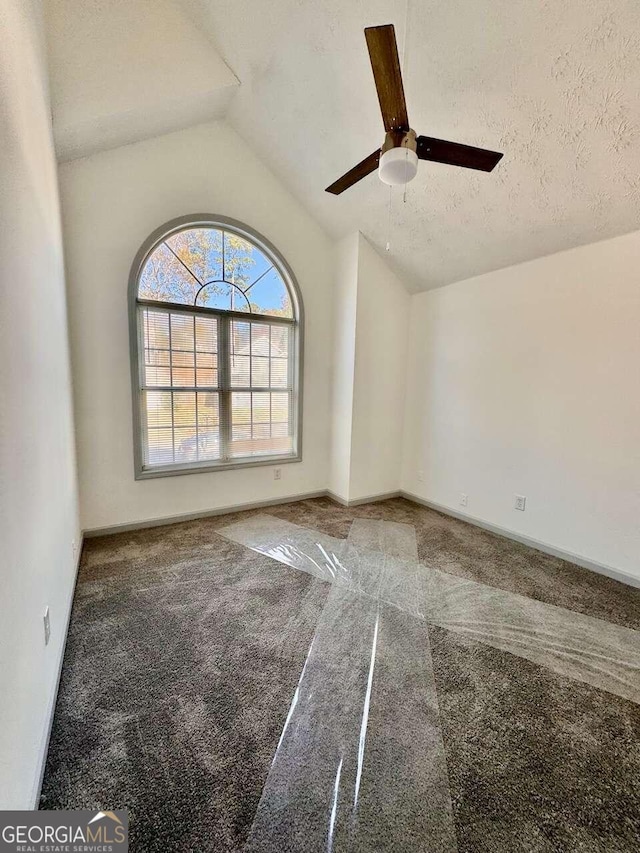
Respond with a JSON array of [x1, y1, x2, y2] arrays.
[[46, 0, 640, 290], [45, 0, 238, 161], [180, 0, 640, 290]]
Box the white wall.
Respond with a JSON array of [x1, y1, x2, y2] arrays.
[[329, 233, 410, 503], [329, 233, 359, 501], [59, 120, 334, 532], [402, 231, 640, 579], [0, 0, 79, 807], [350, 236, 409, 500]]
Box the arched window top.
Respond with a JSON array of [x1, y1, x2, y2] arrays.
[[137, 220, 295, 319]]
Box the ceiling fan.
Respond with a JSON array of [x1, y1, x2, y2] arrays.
[[326, 24, 503, 194]]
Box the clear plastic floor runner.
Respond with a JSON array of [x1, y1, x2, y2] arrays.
[[218, 515, 640, 705], [239, 516, 458, 853]]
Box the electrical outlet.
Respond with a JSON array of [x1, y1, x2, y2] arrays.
[[417, 469, 425, 483], [43, 607, 51, 646], [273, 468, 282, 481], [72, 539, 78, 561], [460, 493, 468, 507], [515, 494, 527, 511]]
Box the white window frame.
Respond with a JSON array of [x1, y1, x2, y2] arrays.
[[128, 215, 304, 479]]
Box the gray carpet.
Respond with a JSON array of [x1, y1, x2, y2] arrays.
[[40, 497, 640, 852], [430, 625, 640, 852], [40, 534, 330, 852]]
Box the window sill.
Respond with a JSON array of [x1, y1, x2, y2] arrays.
[[135, 452, 301, 480]]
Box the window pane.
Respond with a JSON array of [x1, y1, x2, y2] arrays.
[[252, 392, 270, 423], [196, 282, 251, 312], [224, 231, 258, 290], [171, 355, 194, 386], [144, 391, 172, 427], [230, 355, 250, 387], [232, 392, 251, 425], [196, 368, 217, 388], [170, 313, 194, 351], [232, 424, 251, 442], [251, 323, 270, 356], [138, 244, 199, 305], [171, 351, 193, 368], [197, 392, 220, 461], [142, 391, 220, 466], [173, 392, 196, 427], [246, 268, 293, 317], [195, 316, 217, 353], [145, 364, 171, 386], [196, 350, 218, 386], [270, 358, 288, 388], [174, 427, 199, 463], [196, 351, 216, 368], [270, 325, 289, 356], [165, 227, 223, 285], [252, 356, 269, 387], [196, 429, 220, 461], [229, 391, 293, 457], [231, 320, 250, 353], [141, 309, 222, 468], [197, 392, 220, 428], [144, 309, 170, 348], [230, 320, 251, 387], [142, 311, 219, 393], [146, 428, 174, 465], [146, 349, 170, 366], [172, 367, 195, 386]]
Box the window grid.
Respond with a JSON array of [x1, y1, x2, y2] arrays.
[[139, 306, 295, 470], [167, 308, 175, 462], [131, 218, 302, 478]]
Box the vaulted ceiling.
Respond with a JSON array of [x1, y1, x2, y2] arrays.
[[46, 0, 640, 290]]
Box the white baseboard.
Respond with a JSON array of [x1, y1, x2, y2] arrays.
[[85, 488, 639, 589], [85, 489, 407, 537], [83, 491, 329, 537], [326, 489, 401, 507], [30, 534, 84, 808], [400, 491, 640, 589]]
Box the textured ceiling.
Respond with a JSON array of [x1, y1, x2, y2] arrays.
[[179, 0, 640, 290], [45, 0, 640, 289], [45, 0, 238, 161]]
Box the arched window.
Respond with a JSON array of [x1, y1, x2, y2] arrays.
[[129, 215, 303, 477]]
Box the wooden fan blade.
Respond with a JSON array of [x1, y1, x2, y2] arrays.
[[417, 135, 503, 172], [365, 24, 409, 132], [325, 149, 381, 194]]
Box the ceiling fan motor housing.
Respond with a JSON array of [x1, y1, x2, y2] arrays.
[[378, 129, 418, 186]]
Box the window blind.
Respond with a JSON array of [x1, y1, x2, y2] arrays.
[[140, 307, 294, 469]]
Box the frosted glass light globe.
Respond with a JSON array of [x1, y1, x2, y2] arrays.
[[378, 146, 418, 186]]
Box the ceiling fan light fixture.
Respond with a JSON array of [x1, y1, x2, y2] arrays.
[[378, 146, 418, 186], [324, 25, 503, 195]]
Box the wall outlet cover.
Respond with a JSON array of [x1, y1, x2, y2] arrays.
[[274, 468, 282, 480], [460, 493, 468, 507], [515, 494, 527, 511]]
